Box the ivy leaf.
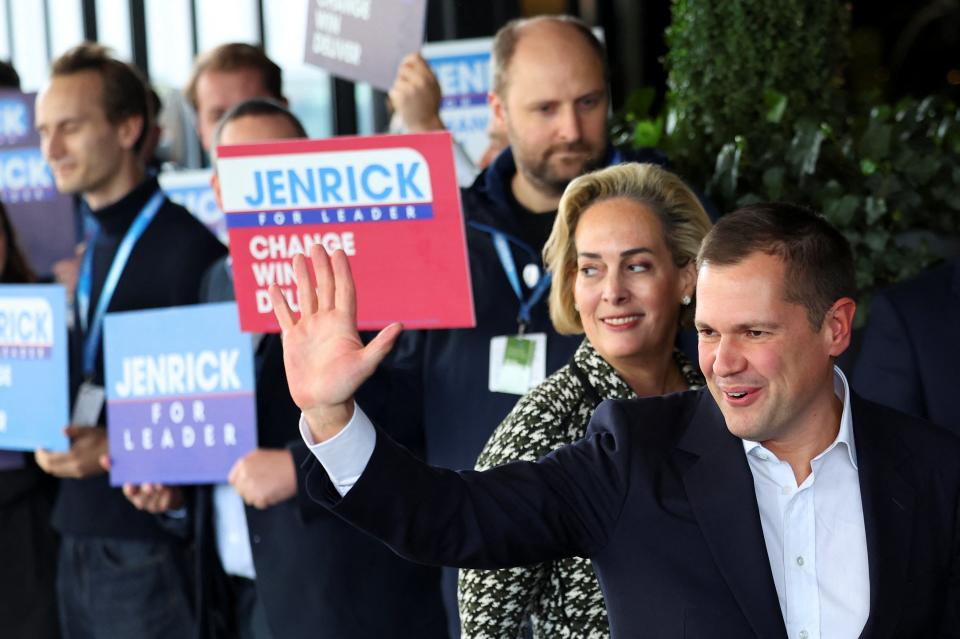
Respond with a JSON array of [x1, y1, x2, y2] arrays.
[[824, 194, 860, 226], [763, 166, 785, 200], [764, 89, 788, 124], [632, 116, 664, 148], [711, 141, 742, 201], [863, 228, 890, 252], [787, 118, 825, 175], [864, 196, 887, 224], [624, 87, 657, 119], [859, 120, 892, 161], [902, 154, 940, 185]]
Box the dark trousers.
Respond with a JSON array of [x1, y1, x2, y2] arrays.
[[0, 478, 61, 639], [224, 576, 273, 639], [56, 536, 194, 639]]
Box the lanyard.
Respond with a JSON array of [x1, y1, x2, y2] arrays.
[[77, 190, 165, 377], [472, 222, 551, 332]]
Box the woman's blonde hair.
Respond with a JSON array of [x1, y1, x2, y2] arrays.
[[543, 162, 712, 334]]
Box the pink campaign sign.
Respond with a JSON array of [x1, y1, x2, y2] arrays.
[[216, 131, 475, 334]]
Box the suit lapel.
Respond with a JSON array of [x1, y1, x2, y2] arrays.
[[853, 396, 915, 639], [678, 394, 788, 639]]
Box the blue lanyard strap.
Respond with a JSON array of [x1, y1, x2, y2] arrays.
[[77, 190, 165, 377], [470, 221, 551, 331]]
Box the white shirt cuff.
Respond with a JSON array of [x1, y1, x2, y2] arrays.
[[298, 402, 376, 496]]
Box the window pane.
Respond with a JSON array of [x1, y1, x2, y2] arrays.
[[0, 0, 11, 61], [196, 0, 258, 52], [145, 0, 192, 89], [9, 0, 49, 91], [263, 0, 332, 139], [355, 82, 375, 135], [47, 0, 84, 59], [96, 0, 132, 61]]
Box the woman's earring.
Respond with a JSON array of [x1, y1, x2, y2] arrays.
[[681, 295, 692, 306]]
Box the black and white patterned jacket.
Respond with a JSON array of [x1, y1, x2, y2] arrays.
[[458, 338, 703, 639]]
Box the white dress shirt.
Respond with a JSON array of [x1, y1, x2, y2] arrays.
[[213, 484, 257, 579], [301, 367, 871, 638], [742, 367, 869, 639]]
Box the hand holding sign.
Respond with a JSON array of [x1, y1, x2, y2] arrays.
[[35, 425, 108, 479], [228, 448, 296, 509], [123, 484, 184, 513], [270, 244, 401, 443], [99, 454, 185, 513], [389, 53, 444, 133]]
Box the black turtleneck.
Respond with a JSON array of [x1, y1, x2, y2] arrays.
[[502, 181, 558, 252], [85, 176, 162, 329], [55, 175, 226, 540]]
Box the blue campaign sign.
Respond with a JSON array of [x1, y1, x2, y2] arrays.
[[0, 90, 76, 278], [103, 303, 257, 485], [423, 38, 494, 166], [0, 96, 35, 146], [158, 168, 228, 244], [0, 147, 59, 203], [0, 284, 69, 452]]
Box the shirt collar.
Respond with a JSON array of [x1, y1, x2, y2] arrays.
[[742, 366, 857, 469]]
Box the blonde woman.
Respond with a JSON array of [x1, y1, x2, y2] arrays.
[[458, 163, 712, 639]]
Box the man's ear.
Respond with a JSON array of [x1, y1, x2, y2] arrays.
[[210, 171, 223, 212], [488, 91, 507, 132], [824, 297, 856, 358], [116, 114, 145, 151]]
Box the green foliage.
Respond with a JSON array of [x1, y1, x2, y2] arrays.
[[664, 0, 849, 178], [612, 1, 960, 321], [712, 95, 960, 308]]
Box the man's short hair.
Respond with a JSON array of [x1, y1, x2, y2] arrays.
[[50, 42, 150, 151], [697, 203, 856, 329], [491, 15, 608, 97], [209, 98, 306, 164], [185, 43, 283, 111]]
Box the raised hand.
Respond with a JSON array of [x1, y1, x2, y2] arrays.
[[270, 245, 402, 442], [388, 52, 444, 133]]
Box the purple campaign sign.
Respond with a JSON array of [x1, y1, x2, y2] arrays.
[[0, 91, 76, 278], [103, 303, 257, 485], [303, 0, 427, 91]]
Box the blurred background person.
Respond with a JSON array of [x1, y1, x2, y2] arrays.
[[33, 43, 225, 638], [0, 201, 61, 639], [185, 43, 286, 156], [387, 17, 671, 632], [458, 162, 710, 638], [853, 257, 959, 436]]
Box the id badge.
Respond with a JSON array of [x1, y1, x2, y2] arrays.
[[488, 333, 547, 395], [71, 381, 105, 426]]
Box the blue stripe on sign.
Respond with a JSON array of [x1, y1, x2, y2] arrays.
[[225, 203, 434, 228], [440, 94, 488, 108]]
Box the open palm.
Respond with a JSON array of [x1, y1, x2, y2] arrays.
[[270, 245, 401, 440]]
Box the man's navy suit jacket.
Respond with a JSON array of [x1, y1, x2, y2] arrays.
[[306, 389, 960, 639], [854, 258, 960, 435]]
